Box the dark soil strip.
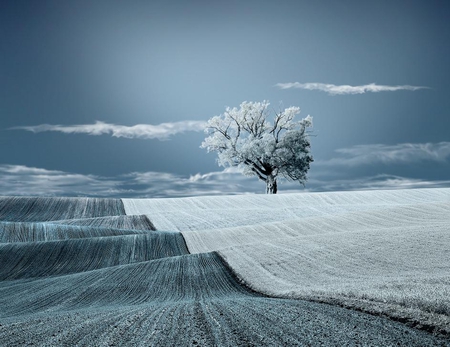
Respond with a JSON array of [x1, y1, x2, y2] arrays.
[[0, 232, 189, 280], [50, 214, 156, 230], [0, 197, 126, 222], [0, 221, 154, 243]]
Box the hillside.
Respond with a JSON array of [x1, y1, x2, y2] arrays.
[[0, 189, 449, 346], [124, 188, 450, 337]]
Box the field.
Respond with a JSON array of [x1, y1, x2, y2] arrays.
[[0, 189, 449, 346]]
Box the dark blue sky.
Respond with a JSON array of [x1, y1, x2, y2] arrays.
[[1, 0, 449, 197]]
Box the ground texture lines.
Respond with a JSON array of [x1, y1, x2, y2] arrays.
[[0, 192, 449, 346]]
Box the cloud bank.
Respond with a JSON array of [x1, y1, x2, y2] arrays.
[[306, 174, 450, 193], [10, 120, 207, 140], [0, 165, 124, 197], [0, 165, 264, 198], [317, 142, 450, 167], [275, 82, 428, 95], [1, 162, 449, 198], [2, 141, 449, 197]]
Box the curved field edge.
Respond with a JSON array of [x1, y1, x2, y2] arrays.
[[180, 200, 450, 337], [217, 243, 450, 338], [223, 253, 450, 338], [309, 293, 450, 338]]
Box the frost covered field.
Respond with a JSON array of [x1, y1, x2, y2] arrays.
[[0, 189, 449, 346], [124, 188, 450, 336]]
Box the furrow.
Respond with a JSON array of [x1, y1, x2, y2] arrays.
[[50, 214, 156, 230], [0, 221, 153, 243], [0, 197, 125, 222], [0, 231, 189, 281]]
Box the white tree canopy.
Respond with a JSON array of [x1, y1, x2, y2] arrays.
[[201, 101, 313, 193]]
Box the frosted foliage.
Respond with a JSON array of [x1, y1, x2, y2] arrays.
[[201, 101, 313, 192]]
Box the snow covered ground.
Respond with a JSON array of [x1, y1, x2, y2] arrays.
[[124, 188, 450, 335]]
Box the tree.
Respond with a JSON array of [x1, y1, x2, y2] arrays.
[[201, 101, 313, 194]]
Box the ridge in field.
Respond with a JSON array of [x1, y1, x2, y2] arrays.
[[0, 196, 126, 222], [51, 214, 156, 230], [0, 231, 189, 280], [0, 219, 154, 243]]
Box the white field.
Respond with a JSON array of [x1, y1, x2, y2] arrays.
[[123, 188, 450, 332]]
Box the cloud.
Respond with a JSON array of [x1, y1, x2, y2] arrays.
[[0, 164, 270, 198], [305, 174, 450, 192], [0, 164, 449, 198], [0, 165, 125, 197], [188, 167, 242, 182], [306, 142, 450, 192], [316, 142, 450, 167], [10, 120, 207, 140], [126, 167, 269, 197], [275, 82, 429, 95]]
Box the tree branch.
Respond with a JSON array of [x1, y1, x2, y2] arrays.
[[250, 166, 266, 181], [245, 159, 269, 176]]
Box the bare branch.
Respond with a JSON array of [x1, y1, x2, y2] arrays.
[[250, 166, 267, 181]]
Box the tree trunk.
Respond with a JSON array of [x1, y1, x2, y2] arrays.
[[266, 175, 278, 194]]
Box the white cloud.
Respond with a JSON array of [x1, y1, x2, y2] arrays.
[[317, 142, 450, 167], [188, 167, 242, 182], [275, 82, 429, 95], [125, 167, 268, 197], [10, 120, 207, 140]]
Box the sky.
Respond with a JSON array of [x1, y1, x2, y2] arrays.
[[1, 0, 449, 198]]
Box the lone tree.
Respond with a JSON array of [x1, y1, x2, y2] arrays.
[[201, 101, 313, 194]]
